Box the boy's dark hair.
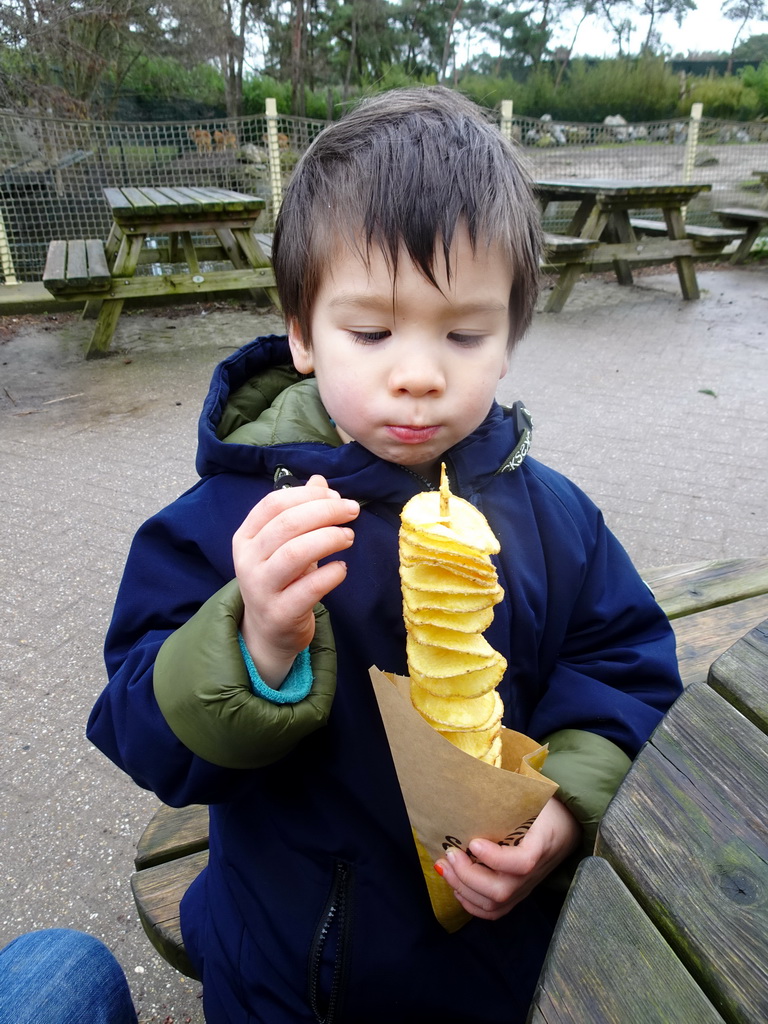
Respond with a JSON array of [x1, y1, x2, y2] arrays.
[[272, 86, 542, 350]]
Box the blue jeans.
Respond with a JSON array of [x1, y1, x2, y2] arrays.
[[0, 929, 138, 1024]]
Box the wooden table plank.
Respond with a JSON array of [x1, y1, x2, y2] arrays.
[[42, 240, 67, 290], [64, 239, 88, 287], [171, 185, 225, 210], [85, 239, 111, 282], [645, 558, 768, 619], [207, 187, 266, 210], [536, 179, 711, 202], [139, 186, 201, 216], [709, 618, 768, 733], [596, 682, 768, 1024], [88, 264, 276, 300], [529, 857, 727, 1024], [670, 592, 768, 687], [130, 185, 182, 215], [119, 186, 157, 211], [102, 187, 134, 216]]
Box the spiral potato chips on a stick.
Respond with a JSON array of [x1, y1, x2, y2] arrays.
[[399, 465, 506, 767]]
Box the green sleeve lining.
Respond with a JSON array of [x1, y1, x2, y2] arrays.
[[154, 579, 337, 769], [540, 728, 632, 856]]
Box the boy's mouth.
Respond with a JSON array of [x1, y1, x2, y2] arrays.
[[386, 425, 440, 444]]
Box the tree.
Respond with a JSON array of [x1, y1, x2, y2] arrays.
[[638, 0, 697, 52], [595, 0, 636, 55], [723, 0, 768, 71], [327, 0, 397, 97], [733, 30, 768, 60], [553, 0, 599, 83], [485, 2, 553, 72], [450, 0, 489, 77], [390, 0, 456, 78], [163, 0, 271, 117], [0, 0, 166, 116]]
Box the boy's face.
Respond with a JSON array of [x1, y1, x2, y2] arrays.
[[288, 226, 512, 483]]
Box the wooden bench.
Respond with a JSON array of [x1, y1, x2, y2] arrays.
[[129, 558, 768, 988], [629, 217, 745, 256], [540, 233, 600, 313], [42, 239, 112, 295], [714, 206, 768, 264]]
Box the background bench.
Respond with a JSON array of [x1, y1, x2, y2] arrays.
[[129, 557, 768, 990], [42, 239, 112, 296], [629, 217, 745, 257], [540, 233, 600, 313], [714, 206, 768, 264]]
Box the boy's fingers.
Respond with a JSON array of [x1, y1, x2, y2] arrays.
[[438, 848, 523, 911], [280, 558, 349, 610], [262, 525, 355, 591], [236, 491, 359, 548], [466, 837, 539, 876]]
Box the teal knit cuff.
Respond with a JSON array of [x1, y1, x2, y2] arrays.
[[237, 634, 314, 704]]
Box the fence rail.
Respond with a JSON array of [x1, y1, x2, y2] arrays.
[[1, 103, 766, 284]]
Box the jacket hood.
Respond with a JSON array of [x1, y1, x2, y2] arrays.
[[196, 335, 532, 504]]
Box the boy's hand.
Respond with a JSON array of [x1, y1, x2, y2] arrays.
[[233, 475, 359, 687], [434, 797, 581, 920]]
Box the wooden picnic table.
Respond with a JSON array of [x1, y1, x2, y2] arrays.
[[130, 556, 768, 998], [43, 186, 279, 358], [529, 604, 768, 1021], [535, 178, 714, 310]]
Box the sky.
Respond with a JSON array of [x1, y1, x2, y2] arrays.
[[551, 0, 767, 58]]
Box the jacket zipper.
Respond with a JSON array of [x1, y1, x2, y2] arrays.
[[308, 861, 352, 1024]]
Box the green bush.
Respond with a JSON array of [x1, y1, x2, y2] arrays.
[[551, 57, 679, 121], [242, 75, 293, 116], [681, 72, 760, 119], [739, 61, 768, 114], [242, 77, 345, 121], [458, 68, 557, 116], [121, 56, 224, 105], [459, 58, 680, 121], [456, 74, 516, 111]]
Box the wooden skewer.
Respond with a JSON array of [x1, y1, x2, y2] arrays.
[[439, 463, 450, 519]]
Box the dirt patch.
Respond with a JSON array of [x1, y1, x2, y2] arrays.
[[0, 311, 80, 344], [0, 298, 279, 345]]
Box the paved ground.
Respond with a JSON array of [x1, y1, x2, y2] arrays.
[[1, 265, 767, 1022]]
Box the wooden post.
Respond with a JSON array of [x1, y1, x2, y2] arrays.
[[0, 205, 18, 286], [682, 102, 703, 223], [265, 99, 284, 230], [500, 100, 514, 143]]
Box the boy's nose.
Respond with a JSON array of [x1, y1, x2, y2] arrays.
[[388, 354, 446, 396]]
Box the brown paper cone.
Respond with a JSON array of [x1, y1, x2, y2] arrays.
[[370, 667, 558, 931], [412, 829, 472, 933]]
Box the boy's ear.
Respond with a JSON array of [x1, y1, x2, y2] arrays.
[[287, 318, 313, 374]]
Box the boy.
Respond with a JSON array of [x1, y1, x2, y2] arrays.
[[88, 87, 682, 1024]]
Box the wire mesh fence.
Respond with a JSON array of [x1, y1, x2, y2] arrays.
[[505, 110, 768, 233], [1, 103, 766, 284], [0, 107, 326, 284]]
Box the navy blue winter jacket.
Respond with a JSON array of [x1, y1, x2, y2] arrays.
[[88, 335, 682, 1024]]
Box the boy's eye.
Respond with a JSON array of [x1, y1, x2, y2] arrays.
[[350, 330, 390, 344], [449, 333, 485, 347]]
